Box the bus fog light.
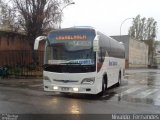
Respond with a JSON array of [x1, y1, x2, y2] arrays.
[[81, 77, 95, 84], [73, 87, 79, 92], [53, 86, 58, 90]]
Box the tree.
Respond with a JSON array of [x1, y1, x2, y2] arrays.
[[7, 0, 73, 49], [0, 0, 72, 64], [129, 14, 158, 67], [145, 18, 157, 40], [129, 15, 157, 40], [0, 0, 16, 30]]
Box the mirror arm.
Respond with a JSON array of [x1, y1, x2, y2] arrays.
[[34, 36, 47, 50], [93, 35, 100, 52]]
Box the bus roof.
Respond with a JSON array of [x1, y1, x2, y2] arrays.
[[49, 27, 96, 34]]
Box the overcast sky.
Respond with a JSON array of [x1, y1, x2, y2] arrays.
[[61, 0, 160, 39]]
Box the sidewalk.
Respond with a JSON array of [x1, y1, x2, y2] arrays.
[[125, 68, 160, 74], [0, 78, 43, 90]]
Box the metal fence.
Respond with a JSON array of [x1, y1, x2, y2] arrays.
[[0, 50, 44, 78]]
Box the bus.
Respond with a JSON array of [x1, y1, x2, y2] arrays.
[[34, 27, 125, 95]]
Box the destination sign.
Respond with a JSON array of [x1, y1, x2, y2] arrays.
[[56, 35, 87, 41], [48, 29, 96, 44]]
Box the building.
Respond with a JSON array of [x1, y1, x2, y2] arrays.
[[111, 35, 148, 68], [153, 41, 160, 68]]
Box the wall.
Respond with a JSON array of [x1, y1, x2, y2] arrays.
[[0, 31, 45, 66], [111, 35, 148, 68], [0, 31, 30, 50], [128, 39, 148, 68]]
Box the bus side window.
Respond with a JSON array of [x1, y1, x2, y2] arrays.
[[98, 47, 106, 63], [97, 47, 106, 72]]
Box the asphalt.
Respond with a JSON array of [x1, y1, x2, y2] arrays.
[[0, 68, 158, 91]]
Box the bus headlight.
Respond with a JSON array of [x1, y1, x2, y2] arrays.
[[43, 76, 51, 82], [81, 77, 95, 85], [73, 87, 79, 92], [53, 86, 59, 90]]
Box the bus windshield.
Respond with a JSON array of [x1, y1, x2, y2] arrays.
[[47, 43, 95, 64], [44, 29, 96, 73]]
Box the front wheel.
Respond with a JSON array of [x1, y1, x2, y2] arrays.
[[97, 76, 107, 96]]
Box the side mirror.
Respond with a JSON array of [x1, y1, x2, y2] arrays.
[[93, 35, 100, 52], [34, 36, 47, 50]]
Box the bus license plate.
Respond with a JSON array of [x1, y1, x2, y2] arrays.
[[61, 87, 69, 91]]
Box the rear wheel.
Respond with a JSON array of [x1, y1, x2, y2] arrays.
[[117, 72, 121, 87]]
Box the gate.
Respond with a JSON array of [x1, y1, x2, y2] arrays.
[[0, 50, 44, 78]]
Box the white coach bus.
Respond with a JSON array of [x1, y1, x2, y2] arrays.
[[34, 27, 125, 95]]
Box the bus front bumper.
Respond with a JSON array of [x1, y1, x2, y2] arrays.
[[43, 83, 100, 94]]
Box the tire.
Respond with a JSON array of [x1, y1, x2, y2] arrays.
[[97, 76, 107, 96], [117, 72, 121, 87], [102, 78, 107, 93]]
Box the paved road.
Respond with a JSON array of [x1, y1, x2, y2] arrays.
[[0, 86, 159, 114], [0, 69, 160, 115]]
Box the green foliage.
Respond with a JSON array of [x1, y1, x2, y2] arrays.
[[154, 41, 160, 49], [26, 63, 37, 71], [7, 64, 37, 77], [129, 14, 157, 40]]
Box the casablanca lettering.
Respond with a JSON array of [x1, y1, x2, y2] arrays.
[[56, 35, 87, 40]]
